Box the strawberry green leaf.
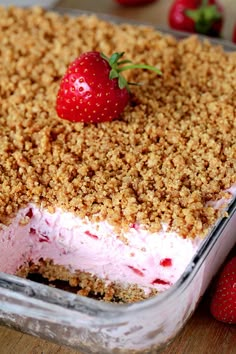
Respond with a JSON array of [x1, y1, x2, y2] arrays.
[[100, 51, 162, 90], [118, 75, 128, 90], [117, 59, 133, 65], [109, 69, 119, 80]]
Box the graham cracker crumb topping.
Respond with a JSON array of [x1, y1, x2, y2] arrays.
[[0, 7, 235, 238]]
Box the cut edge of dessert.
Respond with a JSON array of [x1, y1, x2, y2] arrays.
[[2, 185, 236, 303], [2, 202, 202, 303]]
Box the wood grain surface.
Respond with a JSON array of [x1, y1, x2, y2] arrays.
[[0, 1, 235, 353]]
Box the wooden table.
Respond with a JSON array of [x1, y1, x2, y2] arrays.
[[0, 1, 235, 353]]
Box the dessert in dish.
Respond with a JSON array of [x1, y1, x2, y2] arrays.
[[0, 6, 235, 303]]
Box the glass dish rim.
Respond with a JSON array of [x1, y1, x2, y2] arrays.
[[54, 7, 236, 51], [0, 7, 235, 322]]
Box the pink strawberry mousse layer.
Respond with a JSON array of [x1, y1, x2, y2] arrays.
[[1, 186, 235, 293]]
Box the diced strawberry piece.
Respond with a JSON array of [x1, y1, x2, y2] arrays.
[[151, 278, 171, 285], [85, 230, 98, 239], [39, 235, 49, 243], [26, 208, 33, 218], [160, 258, 172, 267], [128, 266, 144, 276]]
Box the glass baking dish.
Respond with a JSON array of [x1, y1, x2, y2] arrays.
[[0, 7, 236, 354]]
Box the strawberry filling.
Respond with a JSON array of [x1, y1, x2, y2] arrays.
[[151, 278, 171, 286]]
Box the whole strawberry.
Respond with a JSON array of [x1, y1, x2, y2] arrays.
[[114, 0, 158, 6], [233, 25, 236, 44], [56, 52, 161, 124], [168, 0, 223, 37], [210, 256, 236, 324]]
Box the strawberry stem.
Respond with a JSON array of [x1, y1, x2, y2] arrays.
[[118, 64, 162, 74], [101, 52, 162, 91], [185, 0, 222, 35]]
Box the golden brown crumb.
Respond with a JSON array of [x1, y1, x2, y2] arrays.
[[0, 6, 235, 239]]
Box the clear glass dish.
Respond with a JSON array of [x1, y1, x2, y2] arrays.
[[0, 8, 236, 354]]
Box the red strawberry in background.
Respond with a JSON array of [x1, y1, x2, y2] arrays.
[[233, 25, 236, 44], [56, 51, 161, 124], [210, 256, 236, 324], [168, 0, 224, 37], [114, 0, 158, 6]]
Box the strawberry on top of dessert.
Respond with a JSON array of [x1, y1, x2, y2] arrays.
[[56, 51, 161, 123]]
